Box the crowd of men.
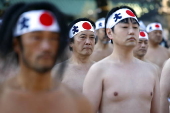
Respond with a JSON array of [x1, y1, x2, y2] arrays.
[[0, 1, 170, 113]]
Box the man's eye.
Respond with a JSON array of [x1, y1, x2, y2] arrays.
[[50, 37, 59, 40], [90, 37, 95, 39], [133, 27, 138, 29], [32, 36, 41, 40], [80, 36, 85, 38], [138, 42, 142, 44], [122, 27, 128, 28]]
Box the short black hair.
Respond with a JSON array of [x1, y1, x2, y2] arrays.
[[0, 1, 68, 59], [105, 6, 139, 33], [68, 18, 95, 51]]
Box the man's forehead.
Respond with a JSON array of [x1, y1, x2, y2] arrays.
[[22, 31, 59, 36], [139, 38, 148, 41], [118, 18, 139, 25], [77, 30, 95, 36]]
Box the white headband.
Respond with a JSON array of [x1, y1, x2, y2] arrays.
[[146, 23, 162, 33], [95, 18, 105, 30], [69, 21, 94, 38], [13, 10, 60, 37], [106, 8, 138, 28], [139, 31, 148, 40]]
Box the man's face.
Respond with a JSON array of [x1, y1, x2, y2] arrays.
[[111, 18, 139, 47], [71, 30, 95, 56], [96, 28, 110, 44], [148, 30, 162, 44], [133, 38, 148, 57], [17, 31, 59, 73]]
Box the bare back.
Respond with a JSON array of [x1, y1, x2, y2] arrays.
[[83, 57, 160, 113], [0, 77, 93, 113], [145, 45, 169, 68], [53, 60, 95, 92]]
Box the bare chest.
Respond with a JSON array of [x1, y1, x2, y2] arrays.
[[103, 68, 154, 102], [62, 66, 90, 92], [0, 91, 79, 113]]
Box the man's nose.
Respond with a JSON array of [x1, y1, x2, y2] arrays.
[[85, 38, 92, 45], [141, 42, 146, 48], [41, 40, 51, 50], [128, 27, 135, 35]]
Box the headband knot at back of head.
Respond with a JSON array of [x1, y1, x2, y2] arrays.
[[139, 31, 148, 40], [69, 21, 94, 38], [146, 23, 162, 33], [95, 18, 105, 30], [13, 10, 60, 37], [106, 8, 139, 28]]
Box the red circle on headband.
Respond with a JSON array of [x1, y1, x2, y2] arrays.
[[40, 12, 53, 26], [82, 22, 91, 30], [126, 10, 135, 17], [140, 31, 146, 37], [155, 24, 160, 28]]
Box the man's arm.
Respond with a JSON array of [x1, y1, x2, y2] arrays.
[[160, 58, 170, 113], [150, 67, 160, 113], [83, 64, 103, 113]]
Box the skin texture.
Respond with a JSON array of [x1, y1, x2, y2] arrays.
[[160, 58, 170, 113], [83, 19, 160, 113], [133, 38, 161, 79], [91, 28, 113, 62], [145, 30, 170, 68], [0, 31, 93, 113], [52, 30, 95, 92]]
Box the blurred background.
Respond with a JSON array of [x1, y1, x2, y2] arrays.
[[0, 0, 170, 46]]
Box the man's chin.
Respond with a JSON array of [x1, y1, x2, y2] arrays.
[[33, 66, 53, 73]]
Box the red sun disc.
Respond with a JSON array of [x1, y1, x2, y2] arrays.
[[40, 12, 53, 26], [155, 24, 160, 28], [140, 31, 146, 37], [82, 22, 91, 30], [126, 10, 135, 17]]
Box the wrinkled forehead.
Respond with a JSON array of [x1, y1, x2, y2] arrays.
[[75, 30, 95, 37]]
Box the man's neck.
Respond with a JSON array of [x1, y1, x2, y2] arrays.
[[111, 45, 134, 62], [134, 55, 144, 61], [70, 52, 92, 65], [149, 42, 159, 48], [16, 66, 54, 92], [95, 40, 109, 50]]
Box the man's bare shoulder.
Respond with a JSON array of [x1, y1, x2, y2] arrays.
[[138, 59, 158, 71], [162, 58, 170, 70], [90, 56, 111, 69], [137, 59, 160, 79], [60, 83, 93, 112], [52, 60, 69, 76], [159, 45, 169, 53]]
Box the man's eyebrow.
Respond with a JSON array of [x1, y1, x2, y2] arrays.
[[80, 34, 86, 36]]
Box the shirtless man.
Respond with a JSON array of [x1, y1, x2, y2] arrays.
[[133, 31, 149, 62], [160, 58, 170, 113], [133, 31, 161, 78], [52, 18, 95, 92], [91, 18, 113, 62], [83, 6, 160, 113], [145, 22, 170, 68], [0, 2, 93, 113]]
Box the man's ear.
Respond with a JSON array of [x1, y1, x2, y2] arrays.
[[13, 38, 20, 54], [106, 28, 113, 40]]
